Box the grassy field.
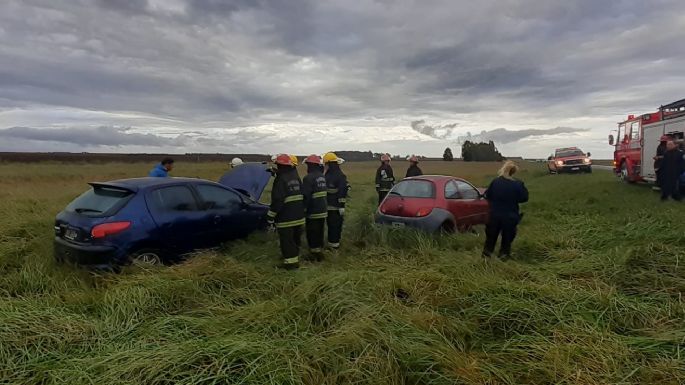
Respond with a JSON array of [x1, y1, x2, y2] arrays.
[[0, 160, 684, 385]]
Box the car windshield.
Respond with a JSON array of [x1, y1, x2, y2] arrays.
[[556, 149, 585, 157], [66, 186, 133, 217], [390, 180, 435, 198]]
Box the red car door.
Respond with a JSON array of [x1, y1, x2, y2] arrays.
[[455, 180, 489, 225], [443, 180, 477, 230]]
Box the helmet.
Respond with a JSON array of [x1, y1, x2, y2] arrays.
[[323, 152, 340, 164], [408, 155, 419, 163], [230, 157, 243, 168], [381, 153, 391, 162], [304, 154, 322, 165], [660, 135, 671, 142], [274, 154, 293, 166], [289, 154, 299, 166]]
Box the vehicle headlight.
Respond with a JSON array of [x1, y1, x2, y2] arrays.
[[583, 158, 591, 164], [555, 160, 564, 166]]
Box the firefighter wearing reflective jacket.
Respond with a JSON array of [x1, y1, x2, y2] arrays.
[[323, 152, 348, 250], [267, 154, 305, 269], [376, 153, 395, 205], [302, 155, 328, 261]]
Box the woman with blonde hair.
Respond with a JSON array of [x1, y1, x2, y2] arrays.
[[482, 161, 529, 259]]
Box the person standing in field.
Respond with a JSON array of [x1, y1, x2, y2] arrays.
[[405, 155, 423, 178], [653, 136, 669, 190], [267, 154, 306, 270], [230, 157, 244, 169], [375, 153, 395, 205], [482, 161, 529, 260], [301, 155, 328, 261], [148, 158, 174, 177], [323, 152, 348, 250], [659, 140, 684, 201]]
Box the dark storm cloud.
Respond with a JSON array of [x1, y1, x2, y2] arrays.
[[457, 127, 589, 144], [0, 126, 187, 147]]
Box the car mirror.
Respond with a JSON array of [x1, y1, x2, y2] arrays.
[[547, 156, 553, 160], [608, 135, 614, 145]]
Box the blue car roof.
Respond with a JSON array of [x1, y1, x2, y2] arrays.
[[90, 177, 219, 193]]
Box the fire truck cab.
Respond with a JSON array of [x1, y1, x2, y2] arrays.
[[610, 98, 685, 183]]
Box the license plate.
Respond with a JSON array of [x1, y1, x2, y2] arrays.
[[64, 229, 78, 240], [392, 222, 405, 228], [571, 167, 580, 171]]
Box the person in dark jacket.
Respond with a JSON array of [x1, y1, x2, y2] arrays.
[[654, 136, 669, 190], [301, 155, 328, 261], [375, 153, 395, 205], [148, 158, 174, 177], [405, 155, 423, 178], [323, 152, 348, 250], [267, 154, 306, 269], [482, 161, 529, 259], [660, 140, 684, 201]]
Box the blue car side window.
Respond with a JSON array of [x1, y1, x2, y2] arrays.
[[149, 186, 199, 212], [196, 185, 242, 211]]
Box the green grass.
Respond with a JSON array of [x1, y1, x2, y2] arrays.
[[0, 161, 684, 384]]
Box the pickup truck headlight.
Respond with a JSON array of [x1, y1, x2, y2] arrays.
[[583, 158, 591, 164], [555, 160, 564, 166]]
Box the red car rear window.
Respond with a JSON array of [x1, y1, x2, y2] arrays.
[[390, 180, 435, 198]]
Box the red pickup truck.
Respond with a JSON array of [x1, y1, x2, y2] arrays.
[[547, 147, 592, 174]]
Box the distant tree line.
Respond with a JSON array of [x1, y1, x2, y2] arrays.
[[460, 141, 504, 162]]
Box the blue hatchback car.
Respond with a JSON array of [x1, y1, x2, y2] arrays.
[[54, 163, 272, 269]]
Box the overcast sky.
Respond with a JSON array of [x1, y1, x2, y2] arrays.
[[1, 0, 684, 158]]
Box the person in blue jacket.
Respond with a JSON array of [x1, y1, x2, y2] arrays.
[[148, 158, 174, 177], [482, 161, 529, 259]]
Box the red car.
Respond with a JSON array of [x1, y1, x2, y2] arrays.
[[375, 175, 489, 233]]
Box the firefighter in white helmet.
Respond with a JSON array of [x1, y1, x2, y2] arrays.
[[230, 157, 244, 168], [375, 153, 395, 205]]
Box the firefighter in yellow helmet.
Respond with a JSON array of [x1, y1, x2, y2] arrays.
[[301, 155, 327, 261], [267, 154, 305, 269], [323, 152, 349, 250]]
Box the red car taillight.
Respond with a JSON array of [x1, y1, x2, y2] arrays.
[[415, 207, 433, 217], [91, 221, 131, 239]]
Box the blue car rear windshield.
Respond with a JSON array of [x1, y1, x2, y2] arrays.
[[391, 180, 435, 198], [66, 187, 132, 217]]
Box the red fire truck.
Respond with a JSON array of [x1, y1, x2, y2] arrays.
[[610, 98, 685, 183]]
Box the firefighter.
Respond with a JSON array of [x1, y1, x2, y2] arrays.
[[405, 155, 423, 178], [375, 153, 395, 205], [653, 136, 669, 190], [302, 155, 328, 261], [230, 157, 244, 168], [659, 140, 684, 201], [267, 154, 305, 269], [323, 152, 348, 250], [482, 161, 529, 260]]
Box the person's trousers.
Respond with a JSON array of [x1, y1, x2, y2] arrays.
[[378, 190, 389, 205], [306, 218, 325, 254], [483, 216, 519, 257], [278, 225, 303, 266], [661, 177, 681, 201], [327, 209, 344, 247]]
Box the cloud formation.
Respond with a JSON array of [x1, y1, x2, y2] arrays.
[[0, 126, 188, 147], [457, 127, 590, 144], [410, 120, 458, 139], [0, 0, 684, 157]]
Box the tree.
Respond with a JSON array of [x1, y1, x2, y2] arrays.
[[443, 147, 454, 161], [461, 140, 503, 162]]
